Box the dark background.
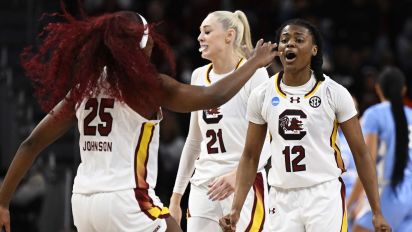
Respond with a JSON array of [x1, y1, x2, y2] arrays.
[[1, 0, 412, 231]]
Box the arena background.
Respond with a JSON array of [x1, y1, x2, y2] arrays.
[[1, 0, 412, 231]]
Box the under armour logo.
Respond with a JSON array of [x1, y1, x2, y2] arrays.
[[269, 208, 276, 214], [290, 97, 300, 103]]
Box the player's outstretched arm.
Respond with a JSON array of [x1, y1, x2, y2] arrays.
[[0, 99, 76, 232], [220, 122, 267, 231], [161, 40, 278, 112]]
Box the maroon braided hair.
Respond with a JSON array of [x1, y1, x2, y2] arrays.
[[20, 9, 175, 115]]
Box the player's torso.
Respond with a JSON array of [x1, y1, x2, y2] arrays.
[[191, 61, 265, 184], [74, 90, 161, 194], [263, 73, 343, 188]]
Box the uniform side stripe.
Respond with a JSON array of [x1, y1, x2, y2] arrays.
[[134, 123, 169, 220], [135, 122, 155, 189], [330, 120, 345, 171], [339, 177, 348, 232], [245, 173, 265, 232]]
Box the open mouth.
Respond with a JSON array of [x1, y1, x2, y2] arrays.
[[285, 51, 297, 61], [199, 45, 208, 52]]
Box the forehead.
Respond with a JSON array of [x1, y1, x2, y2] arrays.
[[281, 24, 311, 37], [200, 14, 221, 29]]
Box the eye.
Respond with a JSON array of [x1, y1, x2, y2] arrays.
[[280, 38, 287, 44], [296, 38, 304, 43]]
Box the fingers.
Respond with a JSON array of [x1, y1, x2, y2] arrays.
[[208, 183, 233, 201], [219, 216, 235, 232], [255, 38, 264, 48]]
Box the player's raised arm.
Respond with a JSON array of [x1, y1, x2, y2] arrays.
[[160, 40, 278, 112]]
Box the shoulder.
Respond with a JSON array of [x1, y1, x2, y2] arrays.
[[253, 67, 269, 77], [321, 74, 353, 100], [191, 63, 211, 83], [322, 74, 347, 91], [364, 102, 388, 115], [250, 77, 272, 98]]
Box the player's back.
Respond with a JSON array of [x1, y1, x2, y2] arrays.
[[73, 87, 162, 194], [362, 102, 412, 184]]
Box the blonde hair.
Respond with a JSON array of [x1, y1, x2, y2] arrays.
[[209, 10, 253, 58]]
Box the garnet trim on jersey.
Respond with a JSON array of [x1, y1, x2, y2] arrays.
[[205, 58, 244, 85], [274, 71, 322, 98], [330, 120, 345, 172], [245, 172, 266, 232], [339, 177, 348, 232], [133, 122, 169, 220]]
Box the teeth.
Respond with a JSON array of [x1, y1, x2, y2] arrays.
[[199, 46, 207, 52]]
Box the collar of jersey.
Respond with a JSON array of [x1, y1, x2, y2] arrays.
[[274, 71, 322, 98], [205, 58, 244, 85]]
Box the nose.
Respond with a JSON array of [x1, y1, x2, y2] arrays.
[[286, 40, 295, 47], [198, 32, 204, 42]]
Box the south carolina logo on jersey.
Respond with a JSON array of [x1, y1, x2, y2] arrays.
[[278, 109, 307, 140], [202, 107, 223, 124]]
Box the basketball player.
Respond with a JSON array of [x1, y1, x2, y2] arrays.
[[350, 66, 412, 232], [0, 10, 278, 232], [220, 19, 391, 232], [169, 10, 270, 232]]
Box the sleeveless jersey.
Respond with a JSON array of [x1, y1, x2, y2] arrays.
[[247, 72, 357, 189], [73, 87, 162, 195], [190, 59, 271, 186], [362, 102, 412, 186]]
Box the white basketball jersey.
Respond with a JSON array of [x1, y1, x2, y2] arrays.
[[190, 59, 271, 186], [73, 87, 162, 195], [247, 72, 357, 189]]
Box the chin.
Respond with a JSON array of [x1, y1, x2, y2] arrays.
[[201, 53, 211, 60]]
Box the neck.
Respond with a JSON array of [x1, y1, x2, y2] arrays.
[[283, 67, 312, 86], [211, 51, 241, 74]]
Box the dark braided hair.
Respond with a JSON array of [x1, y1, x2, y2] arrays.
[[275, 18, 324, 81], [20, 9, 175, 116], [378, 66, 409, 192]]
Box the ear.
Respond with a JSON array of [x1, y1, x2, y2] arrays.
[[225, 28, 236, 44], [143, 35, 154, 57], [312, 45, 318, 56], [402, 86, 408, 97], [375, 84, 385, 102]]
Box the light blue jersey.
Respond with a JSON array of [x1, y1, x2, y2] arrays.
[[361, 102, 412, 184], [356, 102, 412, 232], [339, 129, 357, 199]]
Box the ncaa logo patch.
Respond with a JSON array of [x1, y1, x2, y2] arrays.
[[272, 97, 280, 106], [309, 96, 321, 108]]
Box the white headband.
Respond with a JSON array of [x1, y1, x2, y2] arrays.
[[137, 13, 149, 48]]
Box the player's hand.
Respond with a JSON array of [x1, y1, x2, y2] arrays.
[[219, 211, 240, 232], [0, 205, 10, 232], [249, 39, 280, 68], [207, 171, 236, 201], [168, 203, 182, 226], [372, 213, 391, 232]]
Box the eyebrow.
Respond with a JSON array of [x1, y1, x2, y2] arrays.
[[281, 31, 306, 36], [200, 25, 211, 30]]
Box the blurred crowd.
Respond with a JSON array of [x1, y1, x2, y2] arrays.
[[0, 0, 411, 231]]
